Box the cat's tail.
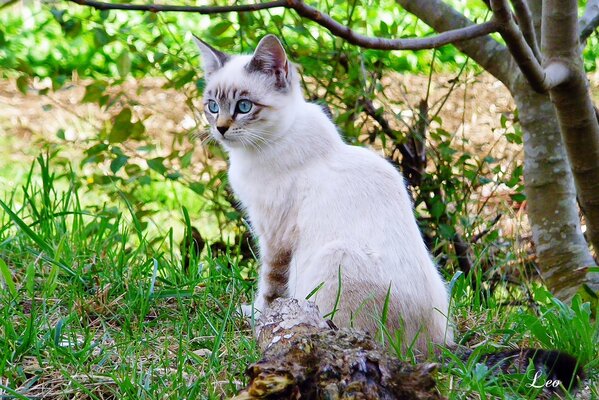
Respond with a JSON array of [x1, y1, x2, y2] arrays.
[[451, 347, 586, 393]]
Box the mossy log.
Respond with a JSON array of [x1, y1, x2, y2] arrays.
[[232, 298, 445, 400]]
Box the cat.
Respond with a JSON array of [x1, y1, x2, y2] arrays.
[[191, 36, 587, 395], [192, 33, 452, 354]]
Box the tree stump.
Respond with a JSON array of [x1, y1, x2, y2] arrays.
[[232, 298, 445, 400]]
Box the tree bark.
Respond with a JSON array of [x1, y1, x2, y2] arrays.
[[395, 0, 598, 298], [233, 298, 444, 400], [542, 0, 599, 260], [512, 77, 594, 299]]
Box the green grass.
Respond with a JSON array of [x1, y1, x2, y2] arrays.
[[0, 154, 259, 398], [0, 155, 597, 399]]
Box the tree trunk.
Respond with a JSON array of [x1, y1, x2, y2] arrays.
[[512, 77, 595, 299], [542, 0, 599, 259], [233, 298, 444, 400], [396, 0, 598, 298]]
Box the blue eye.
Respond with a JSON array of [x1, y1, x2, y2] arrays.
[[236, 99, 253, 114], [207, 100, 219, 113]]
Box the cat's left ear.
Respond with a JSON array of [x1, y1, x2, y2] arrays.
[[247, 34, 290, 90], [192, 34, 230, 79]]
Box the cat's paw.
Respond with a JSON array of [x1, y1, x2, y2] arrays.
[[239, 303, 255, 318], [239, 301, 264, 320]]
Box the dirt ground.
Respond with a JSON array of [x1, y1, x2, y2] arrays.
[[0, 71, 520, 177], [1, 71, 598, 242]]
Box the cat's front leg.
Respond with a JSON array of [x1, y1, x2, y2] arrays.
[[253, 246, 292, 314]]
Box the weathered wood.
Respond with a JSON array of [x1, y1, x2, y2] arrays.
[[232, 299, 444, 400]]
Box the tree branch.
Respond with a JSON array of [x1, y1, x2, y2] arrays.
[[510, 0, 542, 62], [66, 0, 499, 51], [489, 0, 549, 92], [396, 0, 513, 89], [66, 0, 288, 13], [579, 0, 599, 43], [488, 0, 575, 92], [288, 0, 498, 50], [0, 0, 18, 10]]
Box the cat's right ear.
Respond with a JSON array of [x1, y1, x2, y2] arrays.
[[192, 35, 229, 78]]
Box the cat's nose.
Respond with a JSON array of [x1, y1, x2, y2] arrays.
[[217, 126, 229, 135]]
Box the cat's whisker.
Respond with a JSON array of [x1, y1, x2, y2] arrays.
[[244, 131, 269, 152], [199, 133, 215, 147], [191, 129, 212, 144]]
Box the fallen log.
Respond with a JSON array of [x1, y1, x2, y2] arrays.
[[232, 298, 445, 400]]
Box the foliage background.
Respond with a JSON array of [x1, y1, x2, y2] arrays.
[[0, 0, 598, 398]]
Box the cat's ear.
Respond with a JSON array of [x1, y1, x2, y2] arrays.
[[247, 34, 290, 89], [192, 35, 229, 78]]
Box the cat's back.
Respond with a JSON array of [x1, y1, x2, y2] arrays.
[[317, 142, 410, 206], [297, 142, 416, 242]]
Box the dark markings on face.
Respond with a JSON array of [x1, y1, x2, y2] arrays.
[[245, 61, 290, 92], [206, 85, 253, 104], [245, 107, 262, 122], [204, 85, 270, 126], [264, 248, 292, 304]]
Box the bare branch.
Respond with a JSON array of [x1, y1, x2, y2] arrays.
[[510, 0, 542, 62], [0, 0, 18, 10], [66, 0, 288, 13], [489, 0, 564, 93], [288, 0, 499, 50], [579, 0, 599, 43], [66, 0, 499, 51], [396, 0, 513, 89]]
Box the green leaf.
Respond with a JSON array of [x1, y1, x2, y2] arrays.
[[166, 172, 181, 180], [438, 223, 456, 239], [505, 132, 522, 144], [0, 258, 17, 298], [117, 50, 131, 78], [62, 19, 82, 38], [181, 150, 193, 168], [188, 182, 205, 195], [82, 81, 107, 104], [510, 193, 526, 203], [50, 8, 66, 23], [209, 21, 232, 36], [147, 157, 167, 175], [379, 21, 389, 36], [195, 78, 206, 92], [92, 27, 111, 47], [109, 108, 133, 143], [130, 120, 145, 139], [110, 155, 129, 174], [430, 199, 446, 219], [16, 75, 29, 94], [84, 143, 109, 156]]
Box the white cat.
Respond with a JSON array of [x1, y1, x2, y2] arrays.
[[193, 34, 453, 353]]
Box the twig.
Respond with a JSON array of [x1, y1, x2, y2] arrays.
[[66, 0, 288, 13], [0, 0, 18, 10], [66, 0, 500, 51], [472, 214, 502, 243], [510, 0, 542, 62], [579, 0, 599, 43], [489, 0, 547, 92], [489, 0, 576, 92]]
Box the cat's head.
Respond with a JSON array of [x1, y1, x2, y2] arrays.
[[193, 34, 302, 151]]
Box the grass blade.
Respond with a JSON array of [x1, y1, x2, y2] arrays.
[[0, 198, 54, 256], [0, 258, 17, 297]]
